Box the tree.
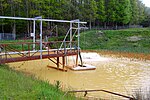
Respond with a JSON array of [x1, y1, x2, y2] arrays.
[[96, 0, 106, 27], [137, 0, 145, 23], [80, 0, 97, 29], [117, 0, 131, 25], [0, 0, 148, 34], [61, 0, 80, 20], [141, 7, 150, 27], [130, 0, 139, 24], [106, 0, 118, 27]]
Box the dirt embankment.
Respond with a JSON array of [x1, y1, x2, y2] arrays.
[[82, 50, 150, 60]]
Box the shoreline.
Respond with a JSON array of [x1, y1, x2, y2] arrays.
[[82, 50, 150, 61]]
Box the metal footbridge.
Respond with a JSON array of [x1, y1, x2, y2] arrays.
[[0, 16, 87, 71], [0, 41, 78, 64]]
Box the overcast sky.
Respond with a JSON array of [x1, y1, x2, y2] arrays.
[[140, 0, 150, 7]]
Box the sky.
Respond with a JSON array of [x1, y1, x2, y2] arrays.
[[141, 0, 150, 7]]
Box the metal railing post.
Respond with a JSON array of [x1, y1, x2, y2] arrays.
[[77, 20, 80, 53], [33, 20, 36, 50], [40, 17, 43, 59], [70, 22, 72, 50], [64, 41, 66, 55]]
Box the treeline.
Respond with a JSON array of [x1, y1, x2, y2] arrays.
[[0, 0, 149, 34]]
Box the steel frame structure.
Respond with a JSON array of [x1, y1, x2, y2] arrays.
[[0, 16, 87, 59]]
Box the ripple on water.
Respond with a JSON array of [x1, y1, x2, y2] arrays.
[[8, 52, 150, 99]]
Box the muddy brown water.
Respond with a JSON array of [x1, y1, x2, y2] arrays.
[[8, 52, 150, 99]]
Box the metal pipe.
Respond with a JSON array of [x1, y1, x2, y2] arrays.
[[77, 20, 80, 53], [59, 28, 71, 49], [0, 16, 34, 20], [33, 20, 36, 50], [0, 16, 87, 24], [68, 89, 134, 100], [70, 22, 72, 49], [40, 18, 43, 59]]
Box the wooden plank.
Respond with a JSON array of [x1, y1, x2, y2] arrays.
[[70, 68, 96, 71], [47, 65, 67, 72]]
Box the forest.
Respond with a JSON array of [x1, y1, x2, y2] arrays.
[[0, 0, 150, 35]]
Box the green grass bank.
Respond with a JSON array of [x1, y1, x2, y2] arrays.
[[80, 28, 150, 54], [0, 64, 76, 100]]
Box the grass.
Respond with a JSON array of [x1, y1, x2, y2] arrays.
[[1, 28, 150, 54], [0, 64, 77, 100], [80, 28, 150, 54]]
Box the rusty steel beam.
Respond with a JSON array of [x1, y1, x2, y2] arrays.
[[0, 52, 78, 64]]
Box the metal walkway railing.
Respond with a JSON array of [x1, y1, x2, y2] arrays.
[[0, 41, 78, 64]]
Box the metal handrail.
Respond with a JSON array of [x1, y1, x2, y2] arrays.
[[67, 89, 135, 100]]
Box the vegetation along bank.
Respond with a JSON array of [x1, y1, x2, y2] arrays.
[[0, 64, 77, 100]]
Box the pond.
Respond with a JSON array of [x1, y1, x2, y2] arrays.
[[9, 52, 150, 99]]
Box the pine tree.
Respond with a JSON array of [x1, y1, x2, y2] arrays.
[[137, 0, 145, 23], [130, 0, 139, 24], [117, 0, 131, 25], [96, 0, 106, 27], [81, 0, 97, 29], [106, 0, 117, 27]]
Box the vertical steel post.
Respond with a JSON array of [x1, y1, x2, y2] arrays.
[[70, 22, 72, 49], [75, 20, 80, 67], [64, 41, 66, 55], [40, 18, 43, 59], [77, 20, 83, 67], [64, 41, 67, 65], [77, 20, 80, 54], [33, 20, 36, 50], [76, 54, 78, 67]]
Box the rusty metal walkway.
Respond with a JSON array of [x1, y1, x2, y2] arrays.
[[0, 41, 78, 64]]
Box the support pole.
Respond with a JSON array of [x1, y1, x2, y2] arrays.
[[77, 20, 83, 67], [77, 20, 80, 53], [40, 17, 43, 59], [70, 22, 72, 49], [76, 54, 78, 67], [33, 20, 36, 50], [62, 56, 65, 69], [57, 57, 59, 69], [76, 20, 80, 67], [64, 41, 68, 65], [69, 23, 73, 67]]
